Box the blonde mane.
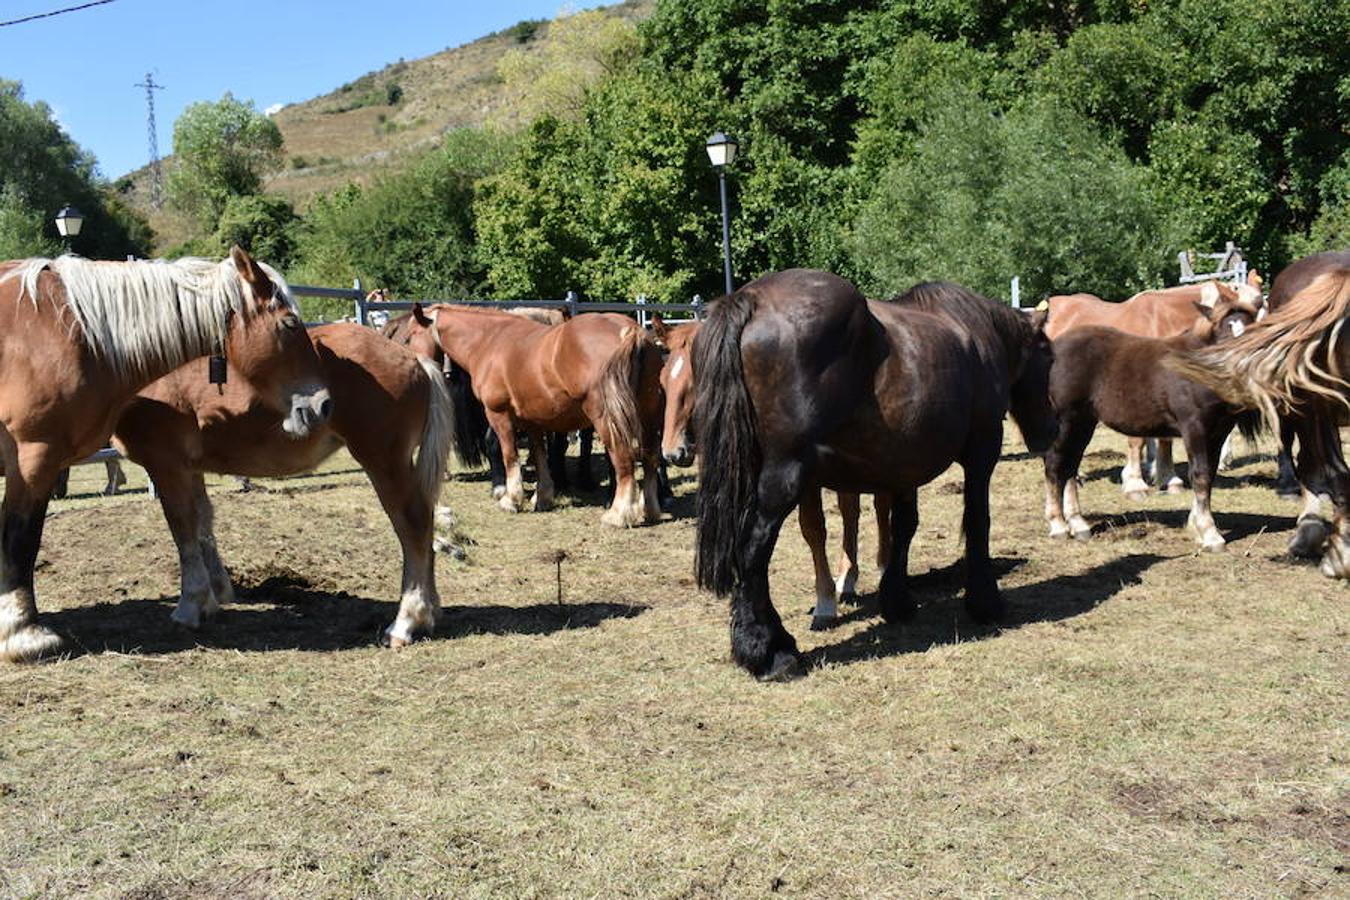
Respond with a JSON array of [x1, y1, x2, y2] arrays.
[[1169, 268, 1350, 426], [4, 255, 295, 380]]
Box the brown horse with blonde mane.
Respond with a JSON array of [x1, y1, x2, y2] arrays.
[[1171, 252, 1350, 575], [113, 323, 456, 647], [426, 305, 663, 527], [1046, 275, 1263, 498], [0, 248, 331, 661]]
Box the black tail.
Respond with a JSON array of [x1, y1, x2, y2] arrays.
[[1236, 407, 1263, 446], [693, 290, 761, 596], [446, 364, 489, 469]]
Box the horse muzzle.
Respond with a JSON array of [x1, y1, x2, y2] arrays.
[[284, 387, 333, 438], [663, 442, 695, 468]]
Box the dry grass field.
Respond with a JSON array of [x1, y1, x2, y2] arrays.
[[1, 431, 1345, 898]]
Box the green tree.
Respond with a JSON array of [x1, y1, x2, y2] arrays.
[[213, 194, 298, 267], [167, 93, 283, 229], [0, 80, 150, 258], [854, 90, 1167, 301]]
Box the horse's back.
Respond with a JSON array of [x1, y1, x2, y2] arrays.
[[1268, 251, 1350, 309], [1044, 293, 1113, 340]]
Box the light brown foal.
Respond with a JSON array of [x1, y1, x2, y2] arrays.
[[114, 324, 455, 646], [0, 248, 330, 662]]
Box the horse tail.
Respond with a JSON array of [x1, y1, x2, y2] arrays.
[[595, 323, 649, 456], [693, 291, 760, 596], [1236, 407, 1264, 446], [1167, 267, 1350, 429], [445, 364, 489, 469], [415, 357, 456, 504]]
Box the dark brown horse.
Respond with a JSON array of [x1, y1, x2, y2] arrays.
[[426, 305, 664, 526], [0, 249, 331, 662], [694, 270, 1056, 680], [113, 324, 456, 646], [1043, 295, 1261, 550], [1173, 253, 1350, 574]]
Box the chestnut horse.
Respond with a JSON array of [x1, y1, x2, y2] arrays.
[[1173, 253, 1350, 575], [695, 271, 1056, 680], [1046, 277, 1262, 498], [1043, 294, 1261, 550], [426, 305, 663, 527], [0, 248, 331, 661], [113, 323, 456, 646], [653, 313, 891, 629]]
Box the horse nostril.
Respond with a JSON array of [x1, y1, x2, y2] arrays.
[[318, 397, 333, 420]]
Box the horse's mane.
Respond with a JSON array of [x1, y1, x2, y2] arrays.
[[1168, 266, 1350, 425], [888, 281, 1034, 364], [4, 255, 294, 380], [380, 311, 417, 342]]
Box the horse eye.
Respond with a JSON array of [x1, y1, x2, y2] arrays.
[[279, 314, 302, 331]]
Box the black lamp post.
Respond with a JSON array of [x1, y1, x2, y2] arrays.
[[54, 205, 84, 254], [706, 131, 739, 296]]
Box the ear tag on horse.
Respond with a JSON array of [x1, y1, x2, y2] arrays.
[[209, 353, 228, 387]]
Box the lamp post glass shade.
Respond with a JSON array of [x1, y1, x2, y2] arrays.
[[54, 205, 85, 238], [705, 132, 738, 168]]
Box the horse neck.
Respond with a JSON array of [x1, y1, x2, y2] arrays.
[[435, 309, 532, 374]]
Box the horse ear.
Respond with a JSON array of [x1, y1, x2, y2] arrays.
[[651, 313, 669, 343], [1198, 282, 1219, 308], [229, 245, 273, 304], [1248, 269, 1263, 288], [1029, 308, 1049, 334], [413, 302, 433, 328]]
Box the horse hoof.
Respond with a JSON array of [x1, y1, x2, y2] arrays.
[[0, 624, 67, 663], [1289, 516, 1330, 560], [1200, 537, 1227, 553], [532, 495, 554, 512], [1123, 490, 1149, 503], [965, 591, 1006, 625], [1069, 518, 1092, 541], [490, 486, 506, 500], [809, 615, 836, 632], [169, 606, 203, 631], [1048, 522, 1070, 540], [758, 651, 800, 682], [880, 596, 916, 624], [1166, 480, 1186, 495]]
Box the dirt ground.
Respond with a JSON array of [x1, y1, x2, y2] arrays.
[[1, 432, 1345, 898]]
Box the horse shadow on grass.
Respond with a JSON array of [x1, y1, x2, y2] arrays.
[[1084, 508, 1294, 543], [46, 572, 647, 658], [806, 552, 1164, 671]]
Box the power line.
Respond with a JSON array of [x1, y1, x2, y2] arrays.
[[0, 0, 116, 28]]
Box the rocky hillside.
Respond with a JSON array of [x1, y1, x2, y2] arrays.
[[122, 1, 651, 251]]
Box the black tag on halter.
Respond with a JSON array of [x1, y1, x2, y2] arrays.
[[209, 353, 227, 386]]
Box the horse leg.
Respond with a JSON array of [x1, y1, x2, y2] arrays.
[[1184, 422, 1226, 551], [0, 444, 64, 661], [1121, 437, 1150, 501], [797, 486, 836, 629], [547, 431, 570, 493], [486, 427, 507, 499], [1046, 413, 1095, 539], [833, 491, 862, 599], [192, 474, 234, 618], [366, 460, 441, 647], [873, 493, 893, 578], [730, 461, 802, 680], [529, 429, 555, 512], [599, 427, 642, 528], [1289, 487, 1331, 559], [1217, 433, 1236, 472], [639, 445, 663, 524], [576, 428, 596, 490], [52, 468, 70, 500], [877, 488, 918, 623], [1156, 438, 1185, 494], [1305, 412, 1350, 578], [487, 413, 525, 512], [962, 446, 1005, 623], [104, 459, 127, 496], [149, 465, 215, 630], [1275, 415, 1301, 498]]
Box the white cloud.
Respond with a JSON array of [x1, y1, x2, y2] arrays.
[[264, 103, 283, 116]]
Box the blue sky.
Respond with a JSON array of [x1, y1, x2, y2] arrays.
[[3, 0, 586, 178]]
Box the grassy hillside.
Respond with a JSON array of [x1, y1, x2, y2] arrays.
[[122, 1, 652, 253]]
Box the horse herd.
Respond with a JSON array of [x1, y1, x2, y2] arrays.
[[0, 247, 1347, 680]]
